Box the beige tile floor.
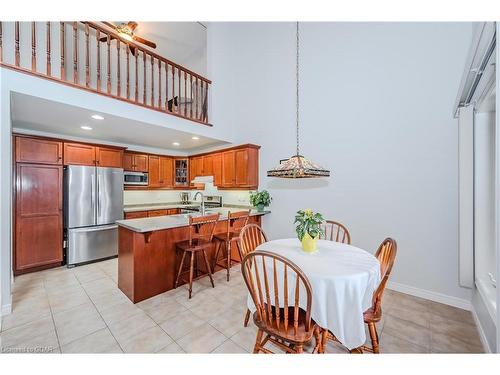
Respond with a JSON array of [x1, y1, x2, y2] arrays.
[[0, 258, 484, 354]]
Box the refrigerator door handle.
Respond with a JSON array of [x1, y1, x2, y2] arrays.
[[91, 173, 96, 222], [97, 173, 101, 219]]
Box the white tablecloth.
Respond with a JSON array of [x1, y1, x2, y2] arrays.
[[248, 238, 380, 350]]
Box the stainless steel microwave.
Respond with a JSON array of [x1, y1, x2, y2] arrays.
[[124, 171, 149, 186]]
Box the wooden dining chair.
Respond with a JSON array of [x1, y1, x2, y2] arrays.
[[241, 250, 323, 354], [213, 210, 250, 281], [238, 224, 268, 327], [320, 220, 351, 244], [174, 213, 220, 299], [324, 237, 397, 353], [361, 237, 397, 353]]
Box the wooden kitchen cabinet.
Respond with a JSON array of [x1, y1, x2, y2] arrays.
[[96, 147, 123, 168], [64, 142, 124, 167], [63, 142, 96, 166], [15, 136, 63, 165], [189, 156, 203, 183], [124, 211, 148, 219], [149, 155, 174, 188], [212, 153, 222, 186], [124, 152, 149, 172], [202, 154, 214, 176], [15, 163, 63, 273], [148, 209, 169, 217], [221, 147, 259, 189]]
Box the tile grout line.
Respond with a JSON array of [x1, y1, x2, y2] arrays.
[[42, 275, 63, 353]]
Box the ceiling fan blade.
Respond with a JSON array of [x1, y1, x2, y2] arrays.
[[132, 35, 157, 49], [99, 35, 117, 43]]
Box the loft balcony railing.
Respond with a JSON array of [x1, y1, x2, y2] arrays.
[[0, 21, 211, 125]]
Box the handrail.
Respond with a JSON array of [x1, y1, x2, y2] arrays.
[[0, 21, 211, 125]]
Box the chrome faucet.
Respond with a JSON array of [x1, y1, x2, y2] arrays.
[[193, 191, 205, 215]]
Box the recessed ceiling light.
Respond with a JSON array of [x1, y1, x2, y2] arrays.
[[91, 114, 104, 120], [81, 126, 93, 130], [172, 142, 180, 146], [192, 136, 199, 140]]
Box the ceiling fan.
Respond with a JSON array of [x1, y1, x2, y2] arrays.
[[100, 21, 157, 55]]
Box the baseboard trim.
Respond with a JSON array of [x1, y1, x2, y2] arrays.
[[471, 303, 493, 353], [1, 303, 12, 317], [387, 281, 472, 311]]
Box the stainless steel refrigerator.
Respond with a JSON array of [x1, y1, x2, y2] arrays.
[[64, 165, 123, 266]]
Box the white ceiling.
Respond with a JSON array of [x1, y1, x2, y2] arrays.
[[11, 93, 226, 152]]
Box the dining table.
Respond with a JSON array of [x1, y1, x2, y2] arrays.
[[248, 238, 381, 350]]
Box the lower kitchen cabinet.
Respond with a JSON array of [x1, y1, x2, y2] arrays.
[[15, 163, 63, 273], [124, 208, 181, 219]]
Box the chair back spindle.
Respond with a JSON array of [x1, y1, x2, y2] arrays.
[[238, 224, 268, 260], [241, 251, 313, 337], [320, 220, 351, 244]]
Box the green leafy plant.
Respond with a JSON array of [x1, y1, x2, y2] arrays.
[[294, 209, 324, 240], [249, 190, 272, 208]]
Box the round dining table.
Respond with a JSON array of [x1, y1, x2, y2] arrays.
[[249, 238, 381, 350]]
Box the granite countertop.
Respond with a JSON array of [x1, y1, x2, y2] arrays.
[[116, 207, 270, 233]]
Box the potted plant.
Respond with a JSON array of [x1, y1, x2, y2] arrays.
[[249, 190, 272, 212], [294, 209, 324, 253]]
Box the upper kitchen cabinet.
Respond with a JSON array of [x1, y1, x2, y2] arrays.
[[64, 142, 124, 168], [149, 155, 174, 188], [124, 152, 149, 172], [189, 156, 203, 183], [174, 158, 189, 187], [221, 145, 259, 189], [15, 136, 63, 165], [96, 147, 123, 168], [64, 142, 96, 166], [212, 153, 222, 186]]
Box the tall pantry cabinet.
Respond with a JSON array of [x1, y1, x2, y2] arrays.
[[14, 135, 64, 274]]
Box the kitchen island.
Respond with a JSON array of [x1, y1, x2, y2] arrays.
[[116, 208, 269, 303]]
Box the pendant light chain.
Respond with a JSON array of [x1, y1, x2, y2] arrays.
[[296, 21, 300, 156]]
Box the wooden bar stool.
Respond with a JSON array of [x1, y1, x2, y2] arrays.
[[213, 210, 250, 281], [174, 213, 220, 299]]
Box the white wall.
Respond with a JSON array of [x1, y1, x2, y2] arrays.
[[124, 189, 251, 206], [208, 22, 475, 302]]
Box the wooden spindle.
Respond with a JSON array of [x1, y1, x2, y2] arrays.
[[262, 256, 272, 326], [134, 50, 138, 102], [126, 46, 130, 99], [200, 81, 204, 120], [96, 29, 101, 92], [273, 258, 280, 331], [117, 39, 121, 97], [106, 34, 111, 94], [73, 22, 78, 84], [85, 23, 90, 87], [31, 22, 36, 72], [150, 55, 154, 107], [165, 63, 169, 111], [60, 22, 65, 79], [184, 71, 187, 117], [158, 59, 161, 108], [46, 22, 51, 76], [253, 258, 265, 322], [190, 74, 193, 118], [0, 22, 3, 62], [143, 51, 146, 104], [294, 276, 300, 335], [178, 67, 181, 113], [171, 65, 175, 111], [283, 264, 289, 332], [15, 22, 20, 67], [195, 77, 199, 119], [205, 81, 209, 122]]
